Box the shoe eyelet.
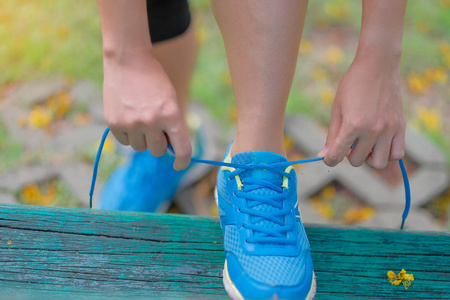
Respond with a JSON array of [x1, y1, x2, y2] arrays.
[[233, 192, 236, 196], [237, 208, 241, 212]]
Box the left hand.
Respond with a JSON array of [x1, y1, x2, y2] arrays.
[[319, 55, 406, 169]]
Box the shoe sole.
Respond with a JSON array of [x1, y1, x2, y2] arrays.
[[223, 259, 316, 300], [214, 187, 317, 300]]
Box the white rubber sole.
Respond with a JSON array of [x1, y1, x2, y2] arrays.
[[223, 260, 316, 300]]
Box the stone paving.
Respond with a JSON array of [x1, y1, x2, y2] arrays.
[[0, 78, 448, 231], [0, 78, 106, 208]]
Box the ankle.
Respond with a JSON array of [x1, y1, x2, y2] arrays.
[[231, 136, 287, 157]]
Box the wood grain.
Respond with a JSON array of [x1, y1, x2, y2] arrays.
[[0, 204, 448, 299]]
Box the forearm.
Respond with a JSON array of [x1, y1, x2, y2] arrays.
[[97, 0, 151, 59], [356, 0, 407, 64]]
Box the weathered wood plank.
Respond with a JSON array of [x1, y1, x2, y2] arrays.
[[0, 204, 448, 299]]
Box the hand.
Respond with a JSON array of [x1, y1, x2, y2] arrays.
[[102, 49, 192, 170], [319, 55, 406, 169]]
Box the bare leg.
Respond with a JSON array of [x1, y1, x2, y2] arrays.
[[211, 0, 308, 156], [152, 25, 197, 116]]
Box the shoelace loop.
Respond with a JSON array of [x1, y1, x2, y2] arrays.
[[229, 166, 297, 245], [90, 127, 411, 230]]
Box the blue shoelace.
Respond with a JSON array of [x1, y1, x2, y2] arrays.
[[90, 127, 411, 230], [228, 165, 298, 245]]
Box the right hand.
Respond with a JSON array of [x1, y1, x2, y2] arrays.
[[102, 49, 192, 170]]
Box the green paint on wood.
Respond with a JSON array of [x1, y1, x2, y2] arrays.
[[0, 204, 448, 299]]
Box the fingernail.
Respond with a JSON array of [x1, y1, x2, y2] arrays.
[[317, 146, 328, 158]]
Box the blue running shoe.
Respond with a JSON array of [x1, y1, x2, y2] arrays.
[[97, 150, 188, 212], [216, 144, 316, 300]]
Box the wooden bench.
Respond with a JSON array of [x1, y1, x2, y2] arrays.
[[0, 203, 448, 299]]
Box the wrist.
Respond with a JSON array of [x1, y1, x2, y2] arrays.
[[102, 44, 153, 65], [354, 44, 402, 71]]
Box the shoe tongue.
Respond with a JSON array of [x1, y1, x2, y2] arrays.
[[231, 151, 287, 179], [231, 151, 290, 240]]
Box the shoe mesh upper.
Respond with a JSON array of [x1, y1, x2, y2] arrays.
[[224, 224, 308, 286]]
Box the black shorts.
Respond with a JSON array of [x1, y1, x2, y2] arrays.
[[147, 0, 191, 43]]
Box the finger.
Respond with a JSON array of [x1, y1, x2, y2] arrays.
[[110, 129, 129, 146], [163, 121, 192, 171], [347, 136, 377, 167], [389, 130, 405, 161], [366, 134, 393, 169], [324, 126, 358, 167], [127, 132, 147, 152], [319, 105, 341, 158], [144, 131, 168, 157]]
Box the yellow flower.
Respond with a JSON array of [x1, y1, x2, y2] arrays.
[[320, 185, 336, 200], [311, 67, 329, 82], [319, 87, 335, 105], [415, 20, 429, 34], [299, 40, 313, 55], [417, 107, 443, 132], [196, 26, 208, 44], [288, 153, 305, 162], [387, 269, 414, 289], [29, 106, 52, 129], [284, 136, 296, 153], [229, 106, 237, 121], [220, 71, 232, 86], [440, 42, 450, 56], [431, 189, 450, 221], [45, 91, 72, 118], [324, 3, 351, 20], [424, 67, 447, 85], [439, 42, 450, 68], [344, 207, 375, 224], [407, 73, 429, 94], [57, 25, 70, 39], [96, 137, 116, 153], [441, 0, 450, 8], [387, 271, 397, 279], [41, 183, 57, 206], [209, 204, 219, 217], [22, 182, 57, 206], [323, 46, 344, 65], [21, 184, 42, 205], [444, 56, 450, 69], [311, 200, 334, 219]]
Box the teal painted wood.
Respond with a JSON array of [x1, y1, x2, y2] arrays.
[[0, 204, 448, 299]]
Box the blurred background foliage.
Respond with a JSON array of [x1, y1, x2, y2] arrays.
[[0, 1, 449, 227], [0, 1, 449, 158]]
